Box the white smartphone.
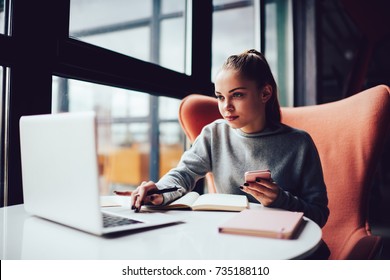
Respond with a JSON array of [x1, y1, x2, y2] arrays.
[[244, 169, 271, 182]]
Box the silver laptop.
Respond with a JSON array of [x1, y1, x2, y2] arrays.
[[19, 111, 180, 235]]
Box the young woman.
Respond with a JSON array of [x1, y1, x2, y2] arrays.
[[131, 49, 329, 228]]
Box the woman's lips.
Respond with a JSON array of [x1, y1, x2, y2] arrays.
[[225, 116, 239, 121]]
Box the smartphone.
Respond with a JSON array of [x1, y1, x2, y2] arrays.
[[244, 169, 271, 182]]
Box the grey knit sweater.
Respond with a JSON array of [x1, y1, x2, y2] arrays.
[[157, 119, 329, 227]]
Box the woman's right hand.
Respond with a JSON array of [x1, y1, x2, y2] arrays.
[[240, 178, 280, 207], [131, 181, 164, 212]]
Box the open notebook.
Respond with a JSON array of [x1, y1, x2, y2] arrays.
[[147, 192, 249, 211], [19, 111, 181, 236]]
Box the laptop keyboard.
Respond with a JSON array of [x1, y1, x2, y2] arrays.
[[102, 212, 143, 228]]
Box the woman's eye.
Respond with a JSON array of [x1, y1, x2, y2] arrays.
[[215, 95, 224, 100], [233, 92, 243, 98]]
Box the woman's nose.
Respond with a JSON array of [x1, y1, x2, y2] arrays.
[[224, 100, 234, 111]]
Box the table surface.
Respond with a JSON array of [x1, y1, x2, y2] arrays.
[[0, 202, 322, 260]]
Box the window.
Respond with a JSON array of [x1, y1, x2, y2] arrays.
[[0, 66, 6, 206], [0, 0, 5, 34], [0, 66, 3, 100], [66, 0, 190, 193], [264, 0, 293, 106], [69, 0, 189, 73], [52, 77, 184, 194], [212, 0, 256, 80], [212, 0, 293, 106], [0, 67, 3, 138], [0, 0, 10, 36], [0, 0, 9, 207]]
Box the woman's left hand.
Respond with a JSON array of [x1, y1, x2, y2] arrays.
[[240, 178, 280, 206]]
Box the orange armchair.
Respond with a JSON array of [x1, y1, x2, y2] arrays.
[[178, 85, 389, 259]]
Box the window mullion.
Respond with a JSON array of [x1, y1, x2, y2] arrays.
[[149, 0, 162, 182]]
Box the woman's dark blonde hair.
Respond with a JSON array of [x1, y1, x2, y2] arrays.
[[220, 49, 281, 124]]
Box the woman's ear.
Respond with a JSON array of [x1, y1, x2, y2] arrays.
[[261, 85, 273, 103]]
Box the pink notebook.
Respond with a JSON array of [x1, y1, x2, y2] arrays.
[[219, 209, 304, 239]]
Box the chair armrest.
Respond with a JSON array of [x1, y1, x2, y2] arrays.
[[337, 228, 383, 259]]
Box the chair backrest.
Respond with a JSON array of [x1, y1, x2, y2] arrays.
[[178, 85, 390, 259], [179, 94, 223, 193]]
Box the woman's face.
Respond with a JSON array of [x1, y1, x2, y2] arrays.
[[215, 69, 270, 134]]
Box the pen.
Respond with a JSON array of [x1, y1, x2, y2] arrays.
[[146, 186, 179, 196], [131, 186, 179, 212], [114, 186, 180, 197]]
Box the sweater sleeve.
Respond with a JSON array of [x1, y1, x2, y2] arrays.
[[155, 126, 212, 204], [269, 134, 329, 228]]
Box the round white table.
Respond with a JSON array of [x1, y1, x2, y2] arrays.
[[0, 203, 322, 260]]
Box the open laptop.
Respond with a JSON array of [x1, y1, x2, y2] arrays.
[[19, 111, 181, 236]]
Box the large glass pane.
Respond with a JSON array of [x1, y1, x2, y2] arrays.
[[212, 4, 255, 80], [162, 0, 185, 14], [0, 67, 3, 142], [0, 66, 5, 207], [82, 28, 150, 61], [52, 77, 184, 194], [0, 0, 5, 34], [264, 0, 293, 106], [70, 0, 188, 73], [158, 96, 183, 177], [159, 122, 183, 177], [0, 66, 3, 144], [158, 96, 181, 120], [0, 66, 2, 208], [212, 0, 293, 106], [70, 0, 152, 32], [160, 18, 185, 72], [214, 0, 244, 5], [0, 66, 3, 95]]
